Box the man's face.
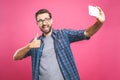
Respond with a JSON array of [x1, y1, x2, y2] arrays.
[[36, 13, 52, 35]]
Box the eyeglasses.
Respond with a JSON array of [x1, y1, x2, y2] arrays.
[[37, 18, 51, 24]]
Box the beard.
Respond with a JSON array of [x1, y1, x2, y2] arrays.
[[40, 25, 52, 35]]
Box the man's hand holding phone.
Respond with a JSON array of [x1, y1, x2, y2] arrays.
[[88, 5, 105, 23]]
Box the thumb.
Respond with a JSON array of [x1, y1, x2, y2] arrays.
[[34, 33, 38, 40]]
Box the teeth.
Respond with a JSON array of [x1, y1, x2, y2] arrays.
[[43, 27, 48, 31], [42, 25, 47, 28]]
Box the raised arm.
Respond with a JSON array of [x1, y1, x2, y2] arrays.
[[13, 33, 41, 60], [84, 7, 105, 37]]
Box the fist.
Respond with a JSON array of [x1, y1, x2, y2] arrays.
[[29, 33, 41, 48]]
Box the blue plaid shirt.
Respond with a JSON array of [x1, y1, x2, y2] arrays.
[[24, 29, 89, 80]]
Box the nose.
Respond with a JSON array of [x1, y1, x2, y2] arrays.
[[42, 20, 47, 25], [42, 21, 47, 25]]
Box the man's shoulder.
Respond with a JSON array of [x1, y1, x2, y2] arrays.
[[53, 29, 68, 34], [53, 28, 70, 33]]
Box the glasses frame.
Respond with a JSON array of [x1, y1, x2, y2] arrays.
[[37, 18, 51, 25]]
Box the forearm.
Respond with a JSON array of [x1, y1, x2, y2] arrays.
[[13, 44, 31, 60], [84, 20, 103, 37]]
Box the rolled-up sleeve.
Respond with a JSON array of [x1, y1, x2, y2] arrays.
[[62, 29, 90, 43]]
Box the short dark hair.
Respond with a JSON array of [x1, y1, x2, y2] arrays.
[[35, 9, 52, 20]]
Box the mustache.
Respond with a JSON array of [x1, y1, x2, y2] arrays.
[[42, 25, 47, 28]]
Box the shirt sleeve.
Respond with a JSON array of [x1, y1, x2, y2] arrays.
[[62, 29, 90, 43]]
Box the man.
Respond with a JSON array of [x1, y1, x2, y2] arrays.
[[13, 7, 105, 80]]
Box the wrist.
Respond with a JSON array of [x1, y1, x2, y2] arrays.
[[26, 43, 31, 50], [96, 19, 104, 24]]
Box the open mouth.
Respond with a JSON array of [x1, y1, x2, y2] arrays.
[[42, 25, 49, 32]]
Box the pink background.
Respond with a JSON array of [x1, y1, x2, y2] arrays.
[[0, 0, 120, 80]]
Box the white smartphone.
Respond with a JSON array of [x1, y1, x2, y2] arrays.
[[88, 5, 99, 17]]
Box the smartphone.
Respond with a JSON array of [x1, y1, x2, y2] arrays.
[[88, 5, 99, 17]]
